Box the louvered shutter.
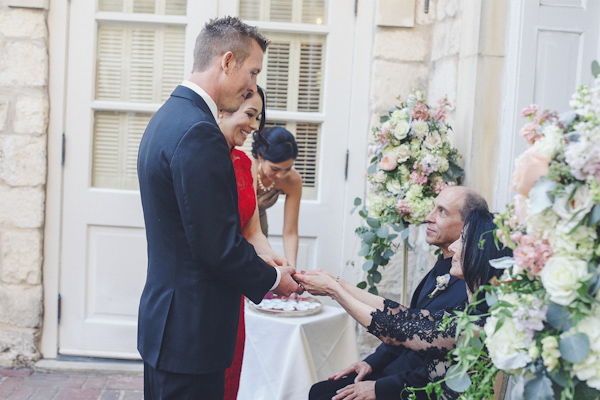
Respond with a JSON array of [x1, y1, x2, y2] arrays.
[[92, 1, 186, 190], [99, 0, 186, 15]]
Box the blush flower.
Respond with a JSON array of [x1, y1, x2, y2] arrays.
[[380, 155, 398, 171]]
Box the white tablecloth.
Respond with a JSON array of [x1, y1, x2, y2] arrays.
[[238, 303, 360, 400]]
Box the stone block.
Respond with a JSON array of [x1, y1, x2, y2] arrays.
[[415, 0, 436, 25], [0, 101, 8, 132], [1, 229, 43, 285], [371, 61, 429, 114], [374, 27, 430, 62], [0, 284, 42, 328], [0, 8, 46, 38], [0, 328, 40, 368], [436, 0, 460, 21], [0, 41, 47, 87], [427, 56, 458, 108], [0, 185, 45, 228], [0, 135, 47, 186], [14, 95, 48, 135], [431, 17, 461, 61]]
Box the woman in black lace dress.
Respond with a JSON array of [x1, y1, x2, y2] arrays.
[[295, 207, 512, 399]]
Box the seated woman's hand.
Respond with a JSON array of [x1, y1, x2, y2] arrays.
[[293, 269, 337, 297]]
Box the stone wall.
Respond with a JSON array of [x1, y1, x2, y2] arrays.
[[357, 0, 469, 358], [0, 0, 48, 367]]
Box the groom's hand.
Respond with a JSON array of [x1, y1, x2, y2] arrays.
[[272, 266, 304, 296]]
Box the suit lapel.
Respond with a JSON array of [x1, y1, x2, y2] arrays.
[[416, 277, 461, 309]]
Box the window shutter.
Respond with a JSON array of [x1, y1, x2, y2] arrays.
[[93, 112, 152, 190], [265, 42, 291, 110], [298, 42, 323, 112], [239, 0, 260, 20], [99, 0, 187, 15], [294, 123, 319, 192], [270, 0, 293, 22]]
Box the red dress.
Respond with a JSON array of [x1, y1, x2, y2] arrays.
[[224, 149, 256, 400]]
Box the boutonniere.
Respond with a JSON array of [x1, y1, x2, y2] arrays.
[[428, 273, 451, 298]]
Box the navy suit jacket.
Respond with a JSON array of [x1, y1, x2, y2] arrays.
[[137, 86, 277, 375], [364, 257, 468, 400]]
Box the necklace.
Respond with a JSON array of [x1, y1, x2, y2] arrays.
[[257, 165, 276, 192]]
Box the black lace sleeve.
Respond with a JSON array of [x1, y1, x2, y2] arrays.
[[366, 299, 461, 351]]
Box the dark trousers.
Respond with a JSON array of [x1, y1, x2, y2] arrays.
[[309, 373, 382, 400], [144, 362, 225, 400]]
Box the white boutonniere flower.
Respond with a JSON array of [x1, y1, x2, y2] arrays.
[[428, 273, 451, 298]]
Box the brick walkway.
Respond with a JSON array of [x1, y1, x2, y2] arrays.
[[0, 369, 143, 400]]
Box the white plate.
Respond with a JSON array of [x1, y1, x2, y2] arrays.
[[246, 296, 324, 317]]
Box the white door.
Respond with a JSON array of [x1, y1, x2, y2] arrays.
[[59, 0, 359, 358], [496, 0, 600, 207]]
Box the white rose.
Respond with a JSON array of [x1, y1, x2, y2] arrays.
[[423, 131, 443, 150], [526, 208, 558, 239], [372, 170, 387, 184], [552, 184, 594, 228], [386, 179, 402, 194], [532, 125, 563, 159], [438, 122, 448, 135], [540, 255, 588, 306], [395, 144, 411, 163], [484, 316, 532, 373], [391, 108, 410, 123], [393, 120, 411, 140], [550, 222, 597, 260]]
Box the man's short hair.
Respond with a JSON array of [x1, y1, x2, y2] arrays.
[[192, 16, 270, 72], [459, 188, 488, 221]]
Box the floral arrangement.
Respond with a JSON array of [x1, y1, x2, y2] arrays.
[[414, 75, 600, 399], [353, 90, 464, 294]]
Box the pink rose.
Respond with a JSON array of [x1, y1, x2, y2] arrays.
[[396, 199, 412, 215], [512, 149, 550, 197], [514, 194, 528, 225], [380, 155, 398, 171], [521, 104, 540, 118], [411, 102, 429, 120]]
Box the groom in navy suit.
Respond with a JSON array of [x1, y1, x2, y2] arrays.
[[309, 186, 488, 400], [137, 17, 302, 400]]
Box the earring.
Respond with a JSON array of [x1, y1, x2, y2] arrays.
[[217, 113, 223, 124]]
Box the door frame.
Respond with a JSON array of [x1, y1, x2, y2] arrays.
[[41, 0, 376, 358]]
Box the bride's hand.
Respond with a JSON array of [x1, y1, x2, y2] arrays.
[[293, 269, 337, 297]]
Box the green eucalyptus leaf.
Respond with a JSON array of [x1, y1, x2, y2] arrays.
[[548, 368, 570, 388], [485, 290, 498, 307], [368, 286, 379, 295], [383, 249, 396, 259], [524, 374, 555, 400], [372, 270, 382, 284], [366, 217, 381, 228], [445, 364, 471, 393], [560, 333, 590, 363], [372, 253, 383, 266], [401, 227, 410, 240], [358, 210, 367, 218], [367, 274, 374, 286], [547, 302, 573, 330], [391, 222, 405, 232], [574, 381, 600, 400], [592, 60, 600, 78], [589, 204, 600, 226], [362, 232, 377, 245], [358, 245, 371, 257], [357, 281, 367, 289], [529, 177, 558, 215], [354, 197, 362, 206], [387, 233, 398, 241], [367, 163, 378, 174], [377, 226, 389, 238], [362, 260, 374, 271], [380, 115, 390, 123]]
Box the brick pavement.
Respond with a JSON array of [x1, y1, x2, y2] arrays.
[[0, 368, 143, 400]]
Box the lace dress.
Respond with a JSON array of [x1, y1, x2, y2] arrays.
[[367, 299, 486, 400], [224, 149, 257, 400]]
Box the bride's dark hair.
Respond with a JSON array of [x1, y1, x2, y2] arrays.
[[461, 207, 512, 294], [251, 86, 270, 152]]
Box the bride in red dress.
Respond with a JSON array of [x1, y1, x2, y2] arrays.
[[219, 87, 288, 399]]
